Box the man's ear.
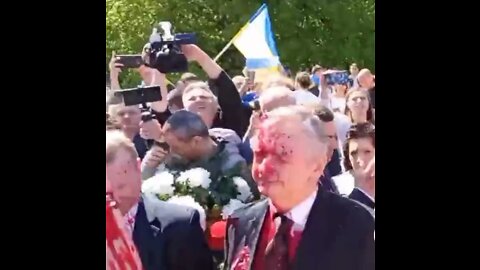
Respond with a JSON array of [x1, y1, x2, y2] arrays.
[[192, 136, 203, 146], [312, 156, 327, 176]]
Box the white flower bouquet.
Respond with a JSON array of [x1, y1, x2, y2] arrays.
[[142, 167, 253, 231]]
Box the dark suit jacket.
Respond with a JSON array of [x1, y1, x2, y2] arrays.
[[133, 197, 214, 270], [319, 168, 339, 194], [224, 187, 375, 270], [319, 149, 343, 194], [349, 188, 375, 210]]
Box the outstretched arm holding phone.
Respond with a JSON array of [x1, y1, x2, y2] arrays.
[[107, 50, 169, 114], [108, 52, 123, 91]]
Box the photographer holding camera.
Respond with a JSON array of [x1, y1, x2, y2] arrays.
[[142, 43, 246, 137], [141, 43, 250, 177], [107, 51, 169, 160]]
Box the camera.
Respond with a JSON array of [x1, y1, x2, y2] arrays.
[[148, 21, 196, 74], [114, 85, 162, 122], [114, 86, 169, 150]]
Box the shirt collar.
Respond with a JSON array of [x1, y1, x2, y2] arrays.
[[269, 189, 316, 230], [124, 203, 139, 220]]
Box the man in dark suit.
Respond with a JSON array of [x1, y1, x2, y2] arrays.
[[343, 123, 375, 211], [106, 130, 214, 270], [224, 106, 374, 270], [349, 188, 375, 210], [313, 105, 343, 193]]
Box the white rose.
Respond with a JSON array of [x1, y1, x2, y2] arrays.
[[141, 171, 175, 196], [176, 168, 212, 189], [233, 177, 252, 202], [222, 199, 245, 219], [168, 195, 207, 231]]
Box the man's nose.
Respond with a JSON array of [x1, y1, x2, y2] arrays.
[[259, 158, 275, 175]]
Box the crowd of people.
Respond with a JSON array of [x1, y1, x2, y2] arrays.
[[106, 42, 375, 270]]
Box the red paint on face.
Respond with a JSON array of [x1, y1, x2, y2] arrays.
[[252, 124, 294, 181]]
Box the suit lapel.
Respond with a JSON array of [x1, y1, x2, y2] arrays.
[[349, 188, 375, 209], [132, 200, 155, 270], [245, 200, 268, 270], [228, 200, 269, 270], [292, 188, 332, 270]]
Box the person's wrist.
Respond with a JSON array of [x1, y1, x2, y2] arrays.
[[110, 73, 119, 81], [194, 50, 210, 65]]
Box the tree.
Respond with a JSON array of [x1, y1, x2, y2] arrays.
[[106, 0, 375, 88]]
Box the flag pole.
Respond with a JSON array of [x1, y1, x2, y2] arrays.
[[213, 38, 235, 62]]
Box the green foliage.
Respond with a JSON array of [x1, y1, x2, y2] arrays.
[[107, 0, 374, 87], [157, 194, 172, 201], [209, 176, 239, 207]]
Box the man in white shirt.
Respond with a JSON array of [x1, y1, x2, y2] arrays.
[[293, 71, 319, 106], [223, 106, 374, 270]]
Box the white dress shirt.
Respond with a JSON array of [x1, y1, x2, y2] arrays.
[[123, 203, 139, 236], [332, 172, 355, 195], [283, 189, 318, 232], [333, 172, 375, 204]]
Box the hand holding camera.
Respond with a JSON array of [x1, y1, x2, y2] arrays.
[[109, 52, 123, 77]]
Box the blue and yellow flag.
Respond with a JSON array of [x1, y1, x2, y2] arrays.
[[232, 4, 280, 71]]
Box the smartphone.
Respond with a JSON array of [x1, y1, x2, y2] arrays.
[[115, 55, 144, 69], [114, 86, 162, 106], [323, 70, 349, 86], [247, 70, 256, 86]]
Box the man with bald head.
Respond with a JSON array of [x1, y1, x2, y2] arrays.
[[242, 86, 296, 142], [106, 130, 213, 270], [357, 68, 375, 108], [224, 106, 374, 270]]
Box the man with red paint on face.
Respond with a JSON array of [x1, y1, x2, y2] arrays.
[[223, 106, 374, 270]]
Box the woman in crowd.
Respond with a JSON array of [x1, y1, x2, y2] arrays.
[[335, 88, 375, 147], [332, 122, 375, 209], [344, 88, 375, 125], [292, 71, 318, 105]]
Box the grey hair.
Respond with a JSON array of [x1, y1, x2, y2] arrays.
[[165, 110, 210, 141], [106, 130, 138, 164], [264, 105, 329, 158], [182, 81, 219, 103]]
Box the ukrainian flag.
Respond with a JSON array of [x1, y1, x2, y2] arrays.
[[232, 4, 280, 71]]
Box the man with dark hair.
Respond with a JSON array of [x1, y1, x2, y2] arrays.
[[311, 104, 343, 193], [162, 110, 211, 161], [342, 123, 375, 209], [141, 110, 259, 198]]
